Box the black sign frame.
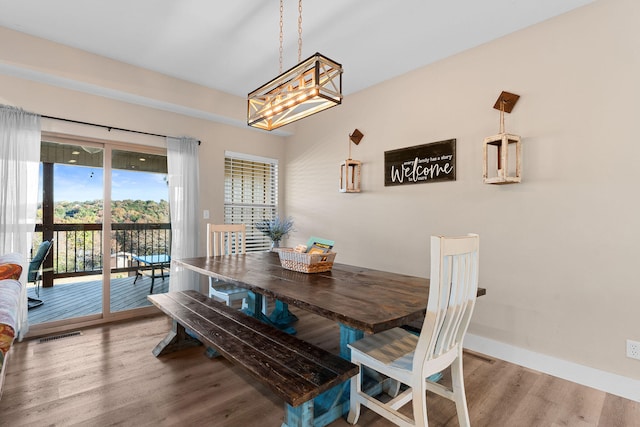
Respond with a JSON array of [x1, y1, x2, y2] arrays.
[[384, 139, 456, 186]]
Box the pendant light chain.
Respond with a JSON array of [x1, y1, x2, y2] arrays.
[[279, 0, 284, 73], [279, 0, 303, 70], [298, 0, 303, 63]]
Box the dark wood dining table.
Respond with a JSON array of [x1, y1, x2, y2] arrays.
[[174, 251, 486, 426], [176, 251, 486, 354]]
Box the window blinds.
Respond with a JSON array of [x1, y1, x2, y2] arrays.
[[224, 152, 278, 252]]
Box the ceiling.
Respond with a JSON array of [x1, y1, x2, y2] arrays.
[[0, 0, 594, 98]]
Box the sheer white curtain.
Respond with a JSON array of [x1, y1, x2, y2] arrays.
[[0, 105, 40, 339], [167, 137, 200, 292]]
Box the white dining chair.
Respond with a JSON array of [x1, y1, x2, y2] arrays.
[[347, 234, 480, 427], [207, 223, 266, 314]]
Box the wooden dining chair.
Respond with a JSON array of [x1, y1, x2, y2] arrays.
[[207, 223, 248, 309], [347, 234, 480, 427], [206, 224, 267, 314]]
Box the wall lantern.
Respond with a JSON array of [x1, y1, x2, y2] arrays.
[[483, 91, 522, 184], [339, 129, 363, 193]]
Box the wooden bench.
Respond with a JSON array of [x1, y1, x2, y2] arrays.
[[147, 290, 359, 427]]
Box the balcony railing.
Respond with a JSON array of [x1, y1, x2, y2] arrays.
[[35, 223, 171, 284]]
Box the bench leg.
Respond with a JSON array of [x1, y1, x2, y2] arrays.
[[204, 346, 221, 358], [282, 400, 313, 427], [152, 320, 201, 357], [283, 389, 350, 427]]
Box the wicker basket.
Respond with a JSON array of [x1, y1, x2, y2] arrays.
[[277, 248, 336, 273]]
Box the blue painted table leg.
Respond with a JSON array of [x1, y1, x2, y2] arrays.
[[339, 323, 364, 360], [270, 299, 299, 327], [245, 291, 296, 335]]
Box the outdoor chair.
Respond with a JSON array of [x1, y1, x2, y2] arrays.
[[347, 234, 480, 427], [28, 239, 54, 310]]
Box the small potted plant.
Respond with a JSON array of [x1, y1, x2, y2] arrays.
[[256, 216, 295, 250]]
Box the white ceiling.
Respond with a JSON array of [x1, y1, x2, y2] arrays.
[[0, 0, 594, 98]]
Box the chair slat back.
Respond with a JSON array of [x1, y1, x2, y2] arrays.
[[415, 234, 479, 368], [28, 239, 53, 283], [206, 224, 246, 257]]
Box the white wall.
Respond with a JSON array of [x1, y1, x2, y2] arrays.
[[284, 0, 640, 396]]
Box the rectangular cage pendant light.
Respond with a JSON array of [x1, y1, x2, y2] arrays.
[[248, 52, 342, 131]]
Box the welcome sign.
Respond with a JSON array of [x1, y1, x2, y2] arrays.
[[384, 139, 456, 186]]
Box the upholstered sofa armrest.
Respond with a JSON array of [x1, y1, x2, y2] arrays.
[[0, 278, 21, 355], [0, 277, 21, 398], [0, 253, 24, 266]]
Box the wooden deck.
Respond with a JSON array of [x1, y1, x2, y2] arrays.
[[27, 274, 170, 324]]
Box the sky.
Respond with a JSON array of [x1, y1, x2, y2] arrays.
[[46, 164, 169, 203]]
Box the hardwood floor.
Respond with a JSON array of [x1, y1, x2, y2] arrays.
[[1, 307, 638, 426]]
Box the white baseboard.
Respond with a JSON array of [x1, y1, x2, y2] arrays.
[[464, 333, 640, 403]]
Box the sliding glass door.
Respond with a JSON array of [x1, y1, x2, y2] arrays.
[[31, 141, 105, 324], [29, 138, 169, 328], [109, 148, 170, 313]]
